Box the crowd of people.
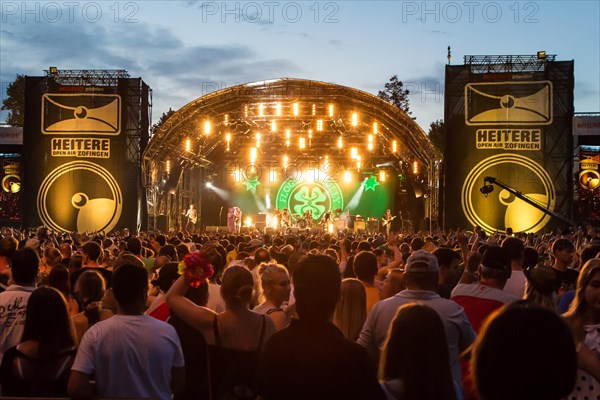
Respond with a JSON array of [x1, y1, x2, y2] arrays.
[[0, 224, 599, 399]]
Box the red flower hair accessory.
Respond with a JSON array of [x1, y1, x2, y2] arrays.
[[178, 251, 214, 288]]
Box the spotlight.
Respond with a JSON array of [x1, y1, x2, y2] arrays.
[[49, 67, 58, 74], [480, 184, 494, 195], [537, 51, 547, 60], [206, 182, 213, 189]]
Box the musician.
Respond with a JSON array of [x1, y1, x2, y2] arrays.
[[303, 209, 313, 228], [227, 208, 237, 233], [274, 208, 282, 230], [382, 209, 394, 236], [321, 210, 332, 227], [234, 207, 242, 233], [281, 208, 292, 230], [185, 204, 198, 232]]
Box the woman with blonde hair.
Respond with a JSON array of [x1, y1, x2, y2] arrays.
[[523, 264, 560, 311], [168, 262, 275, 399], [333, 278, 367, 341], [563, 258, 600, 396], [253, 263, 291, 331]]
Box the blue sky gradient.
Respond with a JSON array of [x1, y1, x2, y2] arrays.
[[1, 1, 598, 130]]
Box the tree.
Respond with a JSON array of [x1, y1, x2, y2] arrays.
[[150, 108, 176, 135], [1, 74, 26, 127], [428, 119, 445, 153], [378, 75, 411, 116]]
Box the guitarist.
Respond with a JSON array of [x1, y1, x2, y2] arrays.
[[381, 209, 395, 236], [184, 204, 198, 232]]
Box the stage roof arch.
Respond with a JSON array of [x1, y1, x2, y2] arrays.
[[143, 78, 439, 173]]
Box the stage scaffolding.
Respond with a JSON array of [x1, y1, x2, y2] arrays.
[[143, 78, 440, 232]]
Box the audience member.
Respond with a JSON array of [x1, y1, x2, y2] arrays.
[[563, 258, 600, 397], [167, 264, 275, 399], [0, 248, 39, 364], [253, 263, 291, 331], [380, 304, 457, 400], [378, 268, 405, 300], [472, 301, 576, 400], [358, 250, 475, 388], [70, 241, 112, 289], [72, 270, 113, 343], [433, 247, 462, 299], [333, 278, 367, 341], [501, 236, 526, 298], [451, 247, 517, 333], [0, 287, 77, 397], [68, 263, 185, 400], [353, 250, 380, 313], [257, 254, 384, 400]]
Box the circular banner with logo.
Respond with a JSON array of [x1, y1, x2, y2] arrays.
[[276, 179, 344, 222], [37, 160, 122, 233], [461, 153, 555, 234]]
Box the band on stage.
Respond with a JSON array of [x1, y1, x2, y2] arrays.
[[184, 204, 409, 235]]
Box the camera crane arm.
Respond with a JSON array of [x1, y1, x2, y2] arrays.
[[482, 176, 575, 227]]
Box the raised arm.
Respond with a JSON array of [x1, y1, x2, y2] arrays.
[[166, 276, 217, 333]]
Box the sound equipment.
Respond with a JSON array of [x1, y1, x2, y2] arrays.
[[368, 220, 379, 232], [205, 226, 219, 233], [265, 227, 277, 236], [156, 215, 168, 232], [255, 222, 267, 231], [354, 221, 366, 231], [255, 213, 267, 223]]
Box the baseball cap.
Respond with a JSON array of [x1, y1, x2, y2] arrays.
[[524, 264, 560, 294], [481, 247, 511, 275], [247, 238, 264, 248], [405, 250, 439, 273]]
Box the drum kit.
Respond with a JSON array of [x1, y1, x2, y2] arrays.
[[287, 208, 346, 230]]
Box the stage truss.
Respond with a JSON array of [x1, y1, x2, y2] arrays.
[[142, 78, 440, 230]]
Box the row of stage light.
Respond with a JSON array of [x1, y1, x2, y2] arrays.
[[162, 102, 419, 176], [168, 159, 419, 183]]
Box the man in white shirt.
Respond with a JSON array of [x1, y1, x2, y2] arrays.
[[69, 263, 185, 400], [358, 250, 475, 387], [501, 237, 526, 298], [0, 247, 39, 365]]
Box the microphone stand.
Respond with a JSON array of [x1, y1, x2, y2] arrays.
[[218, 207, 223, 233], [482, 176, 575, 227]]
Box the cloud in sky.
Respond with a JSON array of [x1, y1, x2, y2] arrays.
[[0, 14, 300, 120]]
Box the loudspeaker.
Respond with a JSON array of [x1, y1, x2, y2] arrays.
[[265, 227, 277, 236], [240, 227, 252, 234], [255, 222, 267, 231], [156, 215, 168, 232], [255, 213, 267, 223], [355, 221, 366, 231], [205, 226, 219, 233], [368, 220, 379, 231], [219, 226, 230, 233]]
